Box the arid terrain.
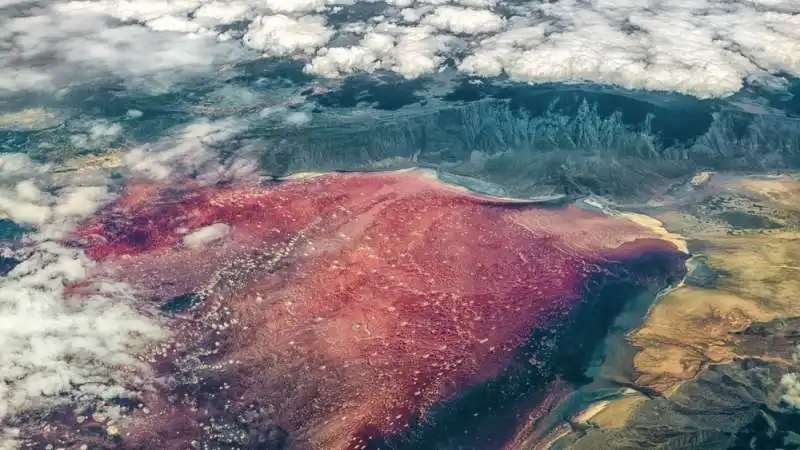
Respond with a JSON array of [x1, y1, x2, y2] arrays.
[[542, 173, 800, 449]]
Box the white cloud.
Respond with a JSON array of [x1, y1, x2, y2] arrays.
[[126, 109, 144, 119], [0, 243, 164, 419], [262, 0, 328, 14], [0, 117, 262, 438], [309, 32, 392, 74], [0, 0, 244, 95], [285, 111, 313, 126], [305, 31, 395, 76], [422, 6, 504, 35], [456, 23, 544, 77], [69, 120, 123, 150], [307, 22, 454, 78], [0, 154, 49, 179], [68, 0, 205, 22], [182, 223, 231, 249], [781, 345, 800, 409], [310, 0, 799, 96], [244, 14, 333, 56], [146, 14, 206, 33], [2, 0, 799, 98], [0, 154, 52, 226], [14, 181, 43, 203], [124, 117, 248, 181], [0, 154, 164, 428], [392, 24, 454, 77], [53, 186, 112, 218], [399, 6, 431, 23], [783, 372, 800, 408], [192, 0, 253, 25], [460, 7, 754, 97], [0, 194, 52, 226]]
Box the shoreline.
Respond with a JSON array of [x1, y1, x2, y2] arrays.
[[542, 171, 800, 448]]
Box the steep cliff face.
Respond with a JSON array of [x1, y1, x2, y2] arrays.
[[23, 169, 684, 450]]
